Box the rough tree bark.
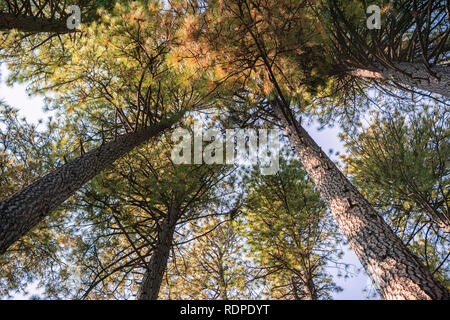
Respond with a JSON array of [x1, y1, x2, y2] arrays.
[[136, 205, 180, 300], [348, 62, 450, 98], [0, 13, 71, 33], [272, 102, 450, 300], [0, 121, 174, 255]]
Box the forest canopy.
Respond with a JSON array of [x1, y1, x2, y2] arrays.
[[0, 0, 448, 301]]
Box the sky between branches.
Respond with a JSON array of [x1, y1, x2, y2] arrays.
[[0, 62, 377, 300]]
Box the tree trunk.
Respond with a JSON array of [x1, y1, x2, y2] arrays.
[[348, 62, 450, 98], [136, 205, 180, 300], [0, 13, 71, 33], [0, 121, 173, 255], [273, 103, 450, 300], [304, 275, 318, 300], [218, 264, 229, 300]]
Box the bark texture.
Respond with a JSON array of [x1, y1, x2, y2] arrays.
[[136, 205, 180, 300], [273, 103, 450, 300], [0, 13, 71, 33], [349, 62, 450, 98], [0, 122, 172, 255]]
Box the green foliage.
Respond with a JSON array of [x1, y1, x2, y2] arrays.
[[342, 102, 449, 286], [0, 103, 74, 298], [0, 0, 448, 300], [240, 150, 346, 299], [161, 217, 254, 299], [28, 130, 235, 299]]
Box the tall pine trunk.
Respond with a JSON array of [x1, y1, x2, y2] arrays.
[[136, 205, 180, 300], [348, 62, 450, 98], [0, 121, 173, 255], [273, 103, 450, 300], [0, 13, 71, 33]]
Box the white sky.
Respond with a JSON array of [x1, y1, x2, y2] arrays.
[[0, 64, 51, 123], [0, 63, 373, 299]]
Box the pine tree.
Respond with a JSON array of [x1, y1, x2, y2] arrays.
[[242, 153, 345, 300], [160, 217, 253, 299], [49, 130, 233, 300], [341, 101, 449, 287], [325, 0, 450, 98], [186, 0, 449, 299], [0, 1, 224, 254]]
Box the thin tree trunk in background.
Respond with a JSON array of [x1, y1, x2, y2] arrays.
[[0, 121, 174, 255], [348, 62, 450, 98], [0, 13, 71, 33], [273, 102, 450, 300], [218, 263, 229, 300], [291, 274, 317, 300], [304, 275, 318, 300], [136, 205, 180, 300]]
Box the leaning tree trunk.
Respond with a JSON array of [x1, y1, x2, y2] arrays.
[[0, 13, 71, 33], [0, 121, 174, 255], [136, 205, 180, 300], [348, 62, 450, 98], [273, 102, 450, 300]]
